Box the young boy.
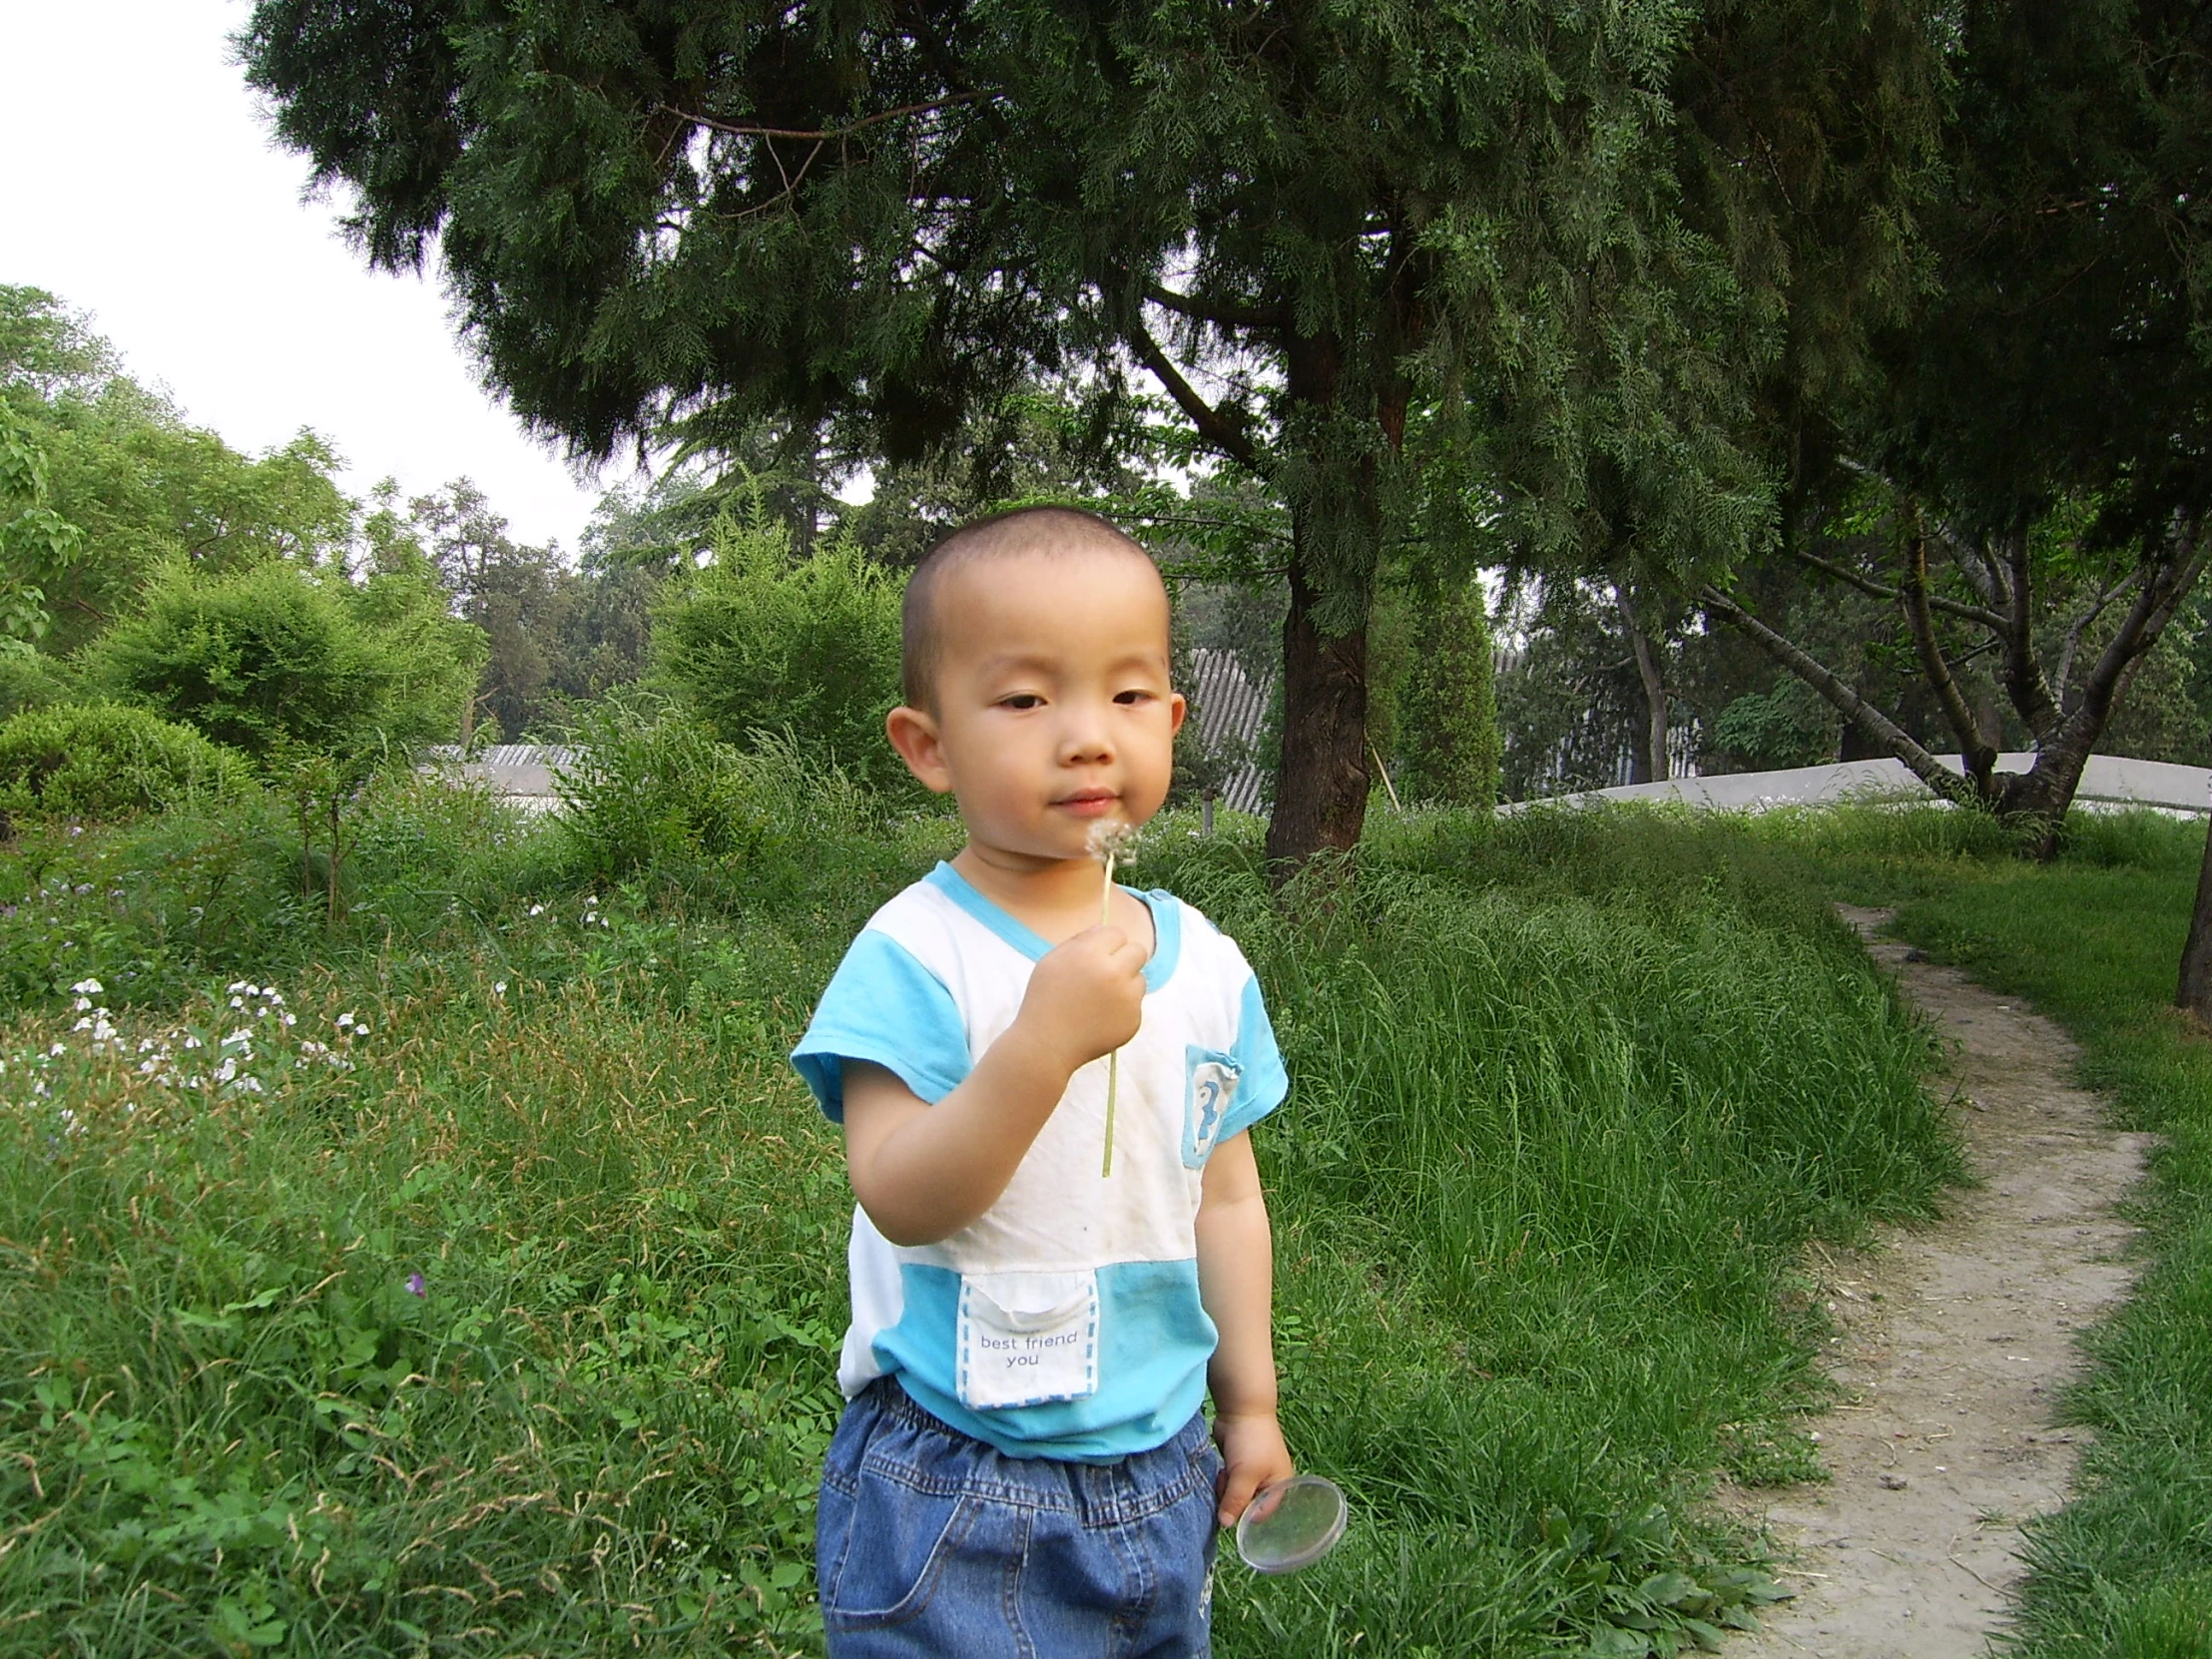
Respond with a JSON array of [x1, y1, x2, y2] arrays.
[[790, 505, 1295, 1655]]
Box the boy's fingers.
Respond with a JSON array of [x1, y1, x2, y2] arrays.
[[1216, 1460, 1264, 1527]]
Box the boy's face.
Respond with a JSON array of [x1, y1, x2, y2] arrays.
[[888, 544, 1187, 868]]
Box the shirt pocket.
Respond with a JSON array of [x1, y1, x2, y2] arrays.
[[1182, 1045, 1244, 1168], [955, 1269, 1100, 1409]]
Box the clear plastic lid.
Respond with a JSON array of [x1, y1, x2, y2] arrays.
[[1235, 1474, 1348, 1574]]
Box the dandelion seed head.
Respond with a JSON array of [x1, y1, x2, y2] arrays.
[[1085, 820, 1142, 864]]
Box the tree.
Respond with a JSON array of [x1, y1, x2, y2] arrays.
[[2183, 816, 2212, 1026], [2, 286, 355, 655], [240, 0, 1868, 867], [1701, 0, 2212, 853]]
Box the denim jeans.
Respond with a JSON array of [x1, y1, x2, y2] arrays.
[[817, 1378, 1223, 1658]]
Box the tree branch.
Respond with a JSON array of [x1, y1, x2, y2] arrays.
[[660, 93, 991, 144], [2054, 567, 2144, 704], [1142, 283, 1292, 333], [1127, 323, 1262, 472], [1791, 545, 2006, 631], [1700, 583, 1979, 807], [1987, 521, 2062, 740], [2076, 525, 2209, 730], [1897, 504, 1996, 788]]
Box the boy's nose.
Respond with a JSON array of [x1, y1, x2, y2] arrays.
[[1058, 703, 1116, 764]]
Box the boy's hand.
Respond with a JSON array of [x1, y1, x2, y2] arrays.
[[1212, 1409, 1295, 1528], [1016, 925, 1149, 1072]]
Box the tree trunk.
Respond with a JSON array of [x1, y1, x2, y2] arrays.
[[1262, 330, 1382, 877], [1265, 556, 1370, 874], [2180, 807, 2212, 1026], [1616, 586, 1668, 785]]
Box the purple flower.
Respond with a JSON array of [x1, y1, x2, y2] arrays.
[[404, 1273, 427, 1297]]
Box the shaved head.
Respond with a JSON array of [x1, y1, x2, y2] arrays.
[[900, 506, 1164, 709]]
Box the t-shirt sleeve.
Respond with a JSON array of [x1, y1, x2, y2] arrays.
[[791, 929, 970, 1122], [1219, 957, 1290, 1142]]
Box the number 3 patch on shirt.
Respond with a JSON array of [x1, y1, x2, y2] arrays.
[[1182, 1047, 1242, 1168]]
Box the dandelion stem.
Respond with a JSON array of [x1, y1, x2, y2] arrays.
[[1102, 849, 1118, 1177], [1086, 819, 1140, 1180]]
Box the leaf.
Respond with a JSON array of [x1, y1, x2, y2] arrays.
[[1683, 1618, 1727, 1652], [1587, 1624, 1652, 1658], [1637, 1572, 1703, 1609]]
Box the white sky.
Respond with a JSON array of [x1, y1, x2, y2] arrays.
[[0, 0, 629, 552]]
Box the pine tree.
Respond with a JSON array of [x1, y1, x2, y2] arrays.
[[243, 0, 1916, 864]]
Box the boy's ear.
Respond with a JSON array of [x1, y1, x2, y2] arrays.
[[1169, 691, 1187, 738], [885, 705, 955, 794]]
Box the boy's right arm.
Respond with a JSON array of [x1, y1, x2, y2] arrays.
[[841, 923, 1148, 1246]]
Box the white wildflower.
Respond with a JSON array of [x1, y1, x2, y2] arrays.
[[70, 978, 102, 996]]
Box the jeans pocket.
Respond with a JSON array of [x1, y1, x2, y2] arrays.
[[822, 1472, 977, 1632]]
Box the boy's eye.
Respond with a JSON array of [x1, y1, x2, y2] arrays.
[[1113, 689, 1153, 706], [999, 693, 1045, 710]]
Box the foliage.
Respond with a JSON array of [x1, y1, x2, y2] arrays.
[[0, 646, 68, 721], [2, 286, 356, 658], [84, 560, 483, 765], [0, 703, 253, 827], [1702, 0, 2212, 834], [367, 478, 660, 744], [240, 0, 1923, 864], [650, 512, 906, 794], [1708, 679, 1839, 772], [1380, 579, 1502, 810], [0, 397, 82, 645]]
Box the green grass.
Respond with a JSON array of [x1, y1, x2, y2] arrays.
[[0, 778, 1970, 1656], [1865, 813, 2212, 1658]]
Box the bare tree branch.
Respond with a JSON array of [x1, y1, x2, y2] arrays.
[[1791, 546, 2007, 631], [2054, 567, 2145, 703], [1143, 282, 1294, 333], [1898, 505, 1997, 789], [1128, 323, 1262, 472], [1700, 583, 1980, 807], [2075, 525, 2209, 729], [661, 93, 991, 144]]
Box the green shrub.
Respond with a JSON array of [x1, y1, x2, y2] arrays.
[[0, 701, 252, 824], [651, 510, 907, 793], [84, 560, 482, 764], [553, 696, 777, 884], [1394, 579, 1501, 808], [0, 645, 67, 719], [1709, 678, 1839, 771]]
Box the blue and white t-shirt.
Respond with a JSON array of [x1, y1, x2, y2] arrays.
[[792, 861, 1289, 1462]]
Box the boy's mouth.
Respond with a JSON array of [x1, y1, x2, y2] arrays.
[[1054, 790, 1119, 818]]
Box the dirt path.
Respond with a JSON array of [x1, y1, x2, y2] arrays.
[[1724, 906, 2155, 1659]]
